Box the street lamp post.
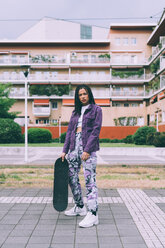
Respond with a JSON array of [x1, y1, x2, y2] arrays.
[[155, 108, 161, 132], [59, 116, 61, 143], [23, 68, 30, 162]]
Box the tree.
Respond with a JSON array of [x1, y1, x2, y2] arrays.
[[0, 83, 19, 119]]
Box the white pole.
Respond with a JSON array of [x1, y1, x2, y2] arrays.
[[24, 75, 28, 162], [156, 112, 159, 132], [59, 116, 61, 143]]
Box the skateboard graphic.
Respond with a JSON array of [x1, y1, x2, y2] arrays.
[[53, 157, 69, 212]]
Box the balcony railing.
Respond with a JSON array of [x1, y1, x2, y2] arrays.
[[33, 107, 51, 116], [111, 75, 145, 80], [111, 90, 144, 97], [29, 74, 69, 81], [9, 88, 25, 97], [70, 57, 110, 64], [70, 74, 110, 81], [29, 57, 67, 64], [148, 36, 165, 62], [0, 58, 28, 64]]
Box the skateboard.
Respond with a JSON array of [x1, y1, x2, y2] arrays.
[[53, 157, 69, 212]]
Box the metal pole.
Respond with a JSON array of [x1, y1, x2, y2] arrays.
[[23, 69, 29, 162], [59, 116, 61, 143], [156, 112, 159, 132], [24, 75, 28, 162]]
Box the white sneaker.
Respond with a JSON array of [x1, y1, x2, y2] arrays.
[[65, 205, 87, 216], [79, 212, 99, 228]]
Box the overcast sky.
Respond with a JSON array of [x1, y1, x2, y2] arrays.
[[0, 0, 164, 39]]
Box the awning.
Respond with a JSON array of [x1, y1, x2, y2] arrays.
[[159, 91, 165, 100], [95, 99, 110, 106], [62, 99, 74, 106], [34, 99, 50, 105], [150, 95, 157, 103], [62, 99, 110, 106]]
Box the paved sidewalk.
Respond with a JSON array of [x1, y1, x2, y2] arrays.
[[0, 147, 165, 166], [0, 188, 165, 248]]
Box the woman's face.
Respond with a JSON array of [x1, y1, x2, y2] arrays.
[[78, 88, 89, 106]]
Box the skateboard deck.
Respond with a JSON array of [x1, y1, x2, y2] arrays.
[[53, 157, 69, 212]]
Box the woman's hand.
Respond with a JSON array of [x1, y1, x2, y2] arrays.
[[81, 152, 90, 161], [61, 152, 66, 162]]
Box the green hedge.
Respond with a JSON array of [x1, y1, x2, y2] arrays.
[[151, 132, 165, 147], [28, 128, 52, 143], [133, 126, 156, 145], [0, 118, 24, 143]]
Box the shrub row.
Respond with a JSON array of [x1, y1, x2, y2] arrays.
[[0, 120, 164, 147]]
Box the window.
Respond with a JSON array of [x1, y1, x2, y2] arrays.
[[52, 102, 58, 109], [130, 55, 137, 64], [114, 55, 121, 64], [80, 25, 92, 39], [83, 55, 88, 62], [123, 38, 129, 45], [137, 117, 144, 126], [162, 111, 165, 122], [123, 55, 129, 64], [51, 119, 58, 125], [115, 38, 120, 45], [132, 103, 138, 107], [91, 55, 96, 63], [131, 38, 137, 45], [124, 103, 129, 107], [112, 102, 121, 107], [36, 119, 49, 124], [11, 55, 17, 63]]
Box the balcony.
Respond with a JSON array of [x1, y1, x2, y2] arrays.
[[70, 73, 110, 81], [111, 90, 144, 97], [148, 36, 165, 63], [29, 55, 67, 64], [9, 88, 25, 97], [70, 57, 110, 65], [0, 56, 28, 65], [29, 73, 69, 81], [33, 106, 51, 117]]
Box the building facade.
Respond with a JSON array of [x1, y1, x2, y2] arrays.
[[0, 13, 165, 137]]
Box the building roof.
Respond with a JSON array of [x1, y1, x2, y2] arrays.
[[147, 9, 165, 45], [110, 23, 156, 30]]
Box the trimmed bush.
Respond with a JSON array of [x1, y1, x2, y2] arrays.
[[146, 132, 156, 145], [123, 135, 133, 144], [99, 138, 111, 143], [0, 118, 24, 143], [28, 128, 52, 143], [133, 126, 156, 145], [153, 132, 165, 147], [60, 132, 66, 143]]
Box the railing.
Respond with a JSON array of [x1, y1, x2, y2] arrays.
[[160, 58, 165, 70], [111, 90, 144, 97], [9, 88, 25, 97], [33, 107, 51, 116], [70, 57, 110, 64], [28, 74, 69, 80], [148, 36, 165, 62], [29, 57, 67, 64], [111, 75, 145, 80], [0, 58, 28, 64], [70, 74, 110, 81]]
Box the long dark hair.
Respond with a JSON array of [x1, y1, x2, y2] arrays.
[[74, 84, 95, 115]]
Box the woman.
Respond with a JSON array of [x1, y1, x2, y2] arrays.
[[61, 84, 102, 228]]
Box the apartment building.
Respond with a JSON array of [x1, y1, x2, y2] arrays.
[[0, 12, 165, 135]]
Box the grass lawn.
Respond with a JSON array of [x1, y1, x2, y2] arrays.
[[0, 166, 164, 188], [0, 143, 154, 147]]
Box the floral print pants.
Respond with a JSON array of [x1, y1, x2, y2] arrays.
[[67, 132, 98, 213]]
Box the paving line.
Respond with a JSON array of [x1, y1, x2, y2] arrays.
[[118, 189, 165, 248], [0, 196, 124, 204]]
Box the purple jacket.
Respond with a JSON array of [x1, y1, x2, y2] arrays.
[[63, 104, 102, 154]]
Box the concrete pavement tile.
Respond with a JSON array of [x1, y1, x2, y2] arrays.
[[56, 219, 76, 225], [13, 224, 36, 230], [26, 244, 51, 248], [21, 214, 40, 220], [34, 224, 55, 230], [3, 236, 29, 244], [75, 244, 98, 248], [52, 235, 74, 244], [104, 189, 119, 197], [75, 235, 97, 244], [28, 236, 52, 244], [156, 189, 165, 196], [54, 230, 76, 235], [123, 244, 148, 248], [1, 244, 27, 248], [50, 245, 73, 248], [18, 219, 39, 225], [115, 218, 135, 225], [121, 236, 145, 244], [99, 244, 122, 248], [10, 229, 33, 237], [99, 218, 115, 224], [75, 227, 96, 236], [40, 214, 58, 220], [38, 219, 57, 225], [143, 189, 160, 197], [99, 236, 121, 245], [10, 204, 29, 210], [32, 229, 54, 236], [0, 224, 14, 230]]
